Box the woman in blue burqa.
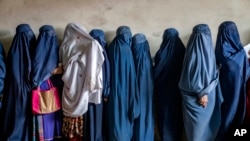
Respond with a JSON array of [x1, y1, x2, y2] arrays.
[[178, 24, 223, 141], [0, 42, 6, 111], [86, 29, 110, 141], [215, 21, 250, 141], [0, 24, 36, 141], [106, 26, 140, 141], [131, 33, 154, 141], [31, 25, 63, 141], [154, 28, 185, 141]]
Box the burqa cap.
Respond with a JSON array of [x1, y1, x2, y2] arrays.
[[116, 26, 132, 36], [89, 29, 107, 48], [132, 33, 146, 44], [192, 24, 210, 34], [89, 29, 105, 38], [16, 24, 32, 33], [39, 25, 54, 32], [219, 21, 238, 32], [163, 28, 179, 39]]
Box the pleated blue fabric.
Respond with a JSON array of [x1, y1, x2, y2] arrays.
[[0, 42, 6, 110], [154, 28, 185, 141], [31, 25, 62, 140], [131, 33, 154, 141], [215, 21, 250, 140], [86, 29, 110, 141], [0, 24, 36, 141], [178, 24, 223, 141], [106, 26, 140, 141], [31, 25, 59, 87]]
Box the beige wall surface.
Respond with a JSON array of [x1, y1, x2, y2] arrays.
[[0, 0, 250, 56]]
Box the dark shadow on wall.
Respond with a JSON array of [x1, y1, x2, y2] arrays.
[[0, 30, 14, 56], [55, 27, 65, 46], [104, 30, 115, 47], [242, 28, 250, 46], [182, 34, 190, 48]]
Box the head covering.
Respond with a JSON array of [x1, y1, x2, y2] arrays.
[[131, 33, 154, 141], [106, 25, 140, 141], [179, 24, 219, 97], [60, 23, 89, 66], [154, 28, 185, 141], [90, 29, 107, 48], [179, 24, 222, 141], [31, 25, 59, 87], [154, 28, 185, 92], [59, 23, 104, 117], [215, 21, 250, 140], [0, 42, 6, 109], [0, 24, 36, 141]]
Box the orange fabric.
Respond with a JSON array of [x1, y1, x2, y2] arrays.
[[62, 116, 84, 139]]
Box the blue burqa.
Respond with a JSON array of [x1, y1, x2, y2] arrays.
[[0, 24, 36, 141], [31, 25, 62, 140], [87, 29, 110, 141], [178, 24, 223, 141], [215, 21, 250, 140], [31, 25, 59, 86], [106, 26, 140, 141], [0, 42, 6, 110], [131, 33, 154, 141], [154, 28, 185, 141]]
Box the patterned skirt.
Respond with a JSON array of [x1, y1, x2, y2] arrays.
[[62, 115, 86, 139]]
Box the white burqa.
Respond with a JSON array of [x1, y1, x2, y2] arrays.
[[59, 23, 104, 117]]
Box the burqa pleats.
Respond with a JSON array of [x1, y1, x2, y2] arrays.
[[86, 29, 110, 141], [178, 24, 223, 141], [215, 21, 250, 140], [131, 33, 154, 141], [154, 28, 185, 141], [0, 42, 6, 110], [0, 24, 36, 141], [106, 26, 140, 141], [31, 25, 62, 141]]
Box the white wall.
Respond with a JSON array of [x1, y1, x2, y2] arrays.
[[1, 0, 250, 57]]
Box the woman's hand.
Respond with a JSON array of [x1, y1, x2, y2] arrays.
[[52, 66, 63, 75], [199, 95, 208, 108], [103, 98, 108, 102]]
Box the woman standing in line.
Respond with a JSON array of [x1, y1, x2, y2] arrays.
[[154, 28, 185, 141], [59, 23, 104, 141], [215, 21, 250, 140], [0, 24, 36, 141], [178, 24, 223, 141], [106, 26, 140, 141], [131, 33, 154, 141], [86, 29, 110, 141]]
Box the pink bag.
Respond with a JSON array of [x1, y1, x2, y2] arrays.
[[32, 80, 61, 115]]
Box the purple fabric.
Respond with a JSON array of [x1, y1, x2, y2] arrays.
[[39, 80, 62, 140]]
